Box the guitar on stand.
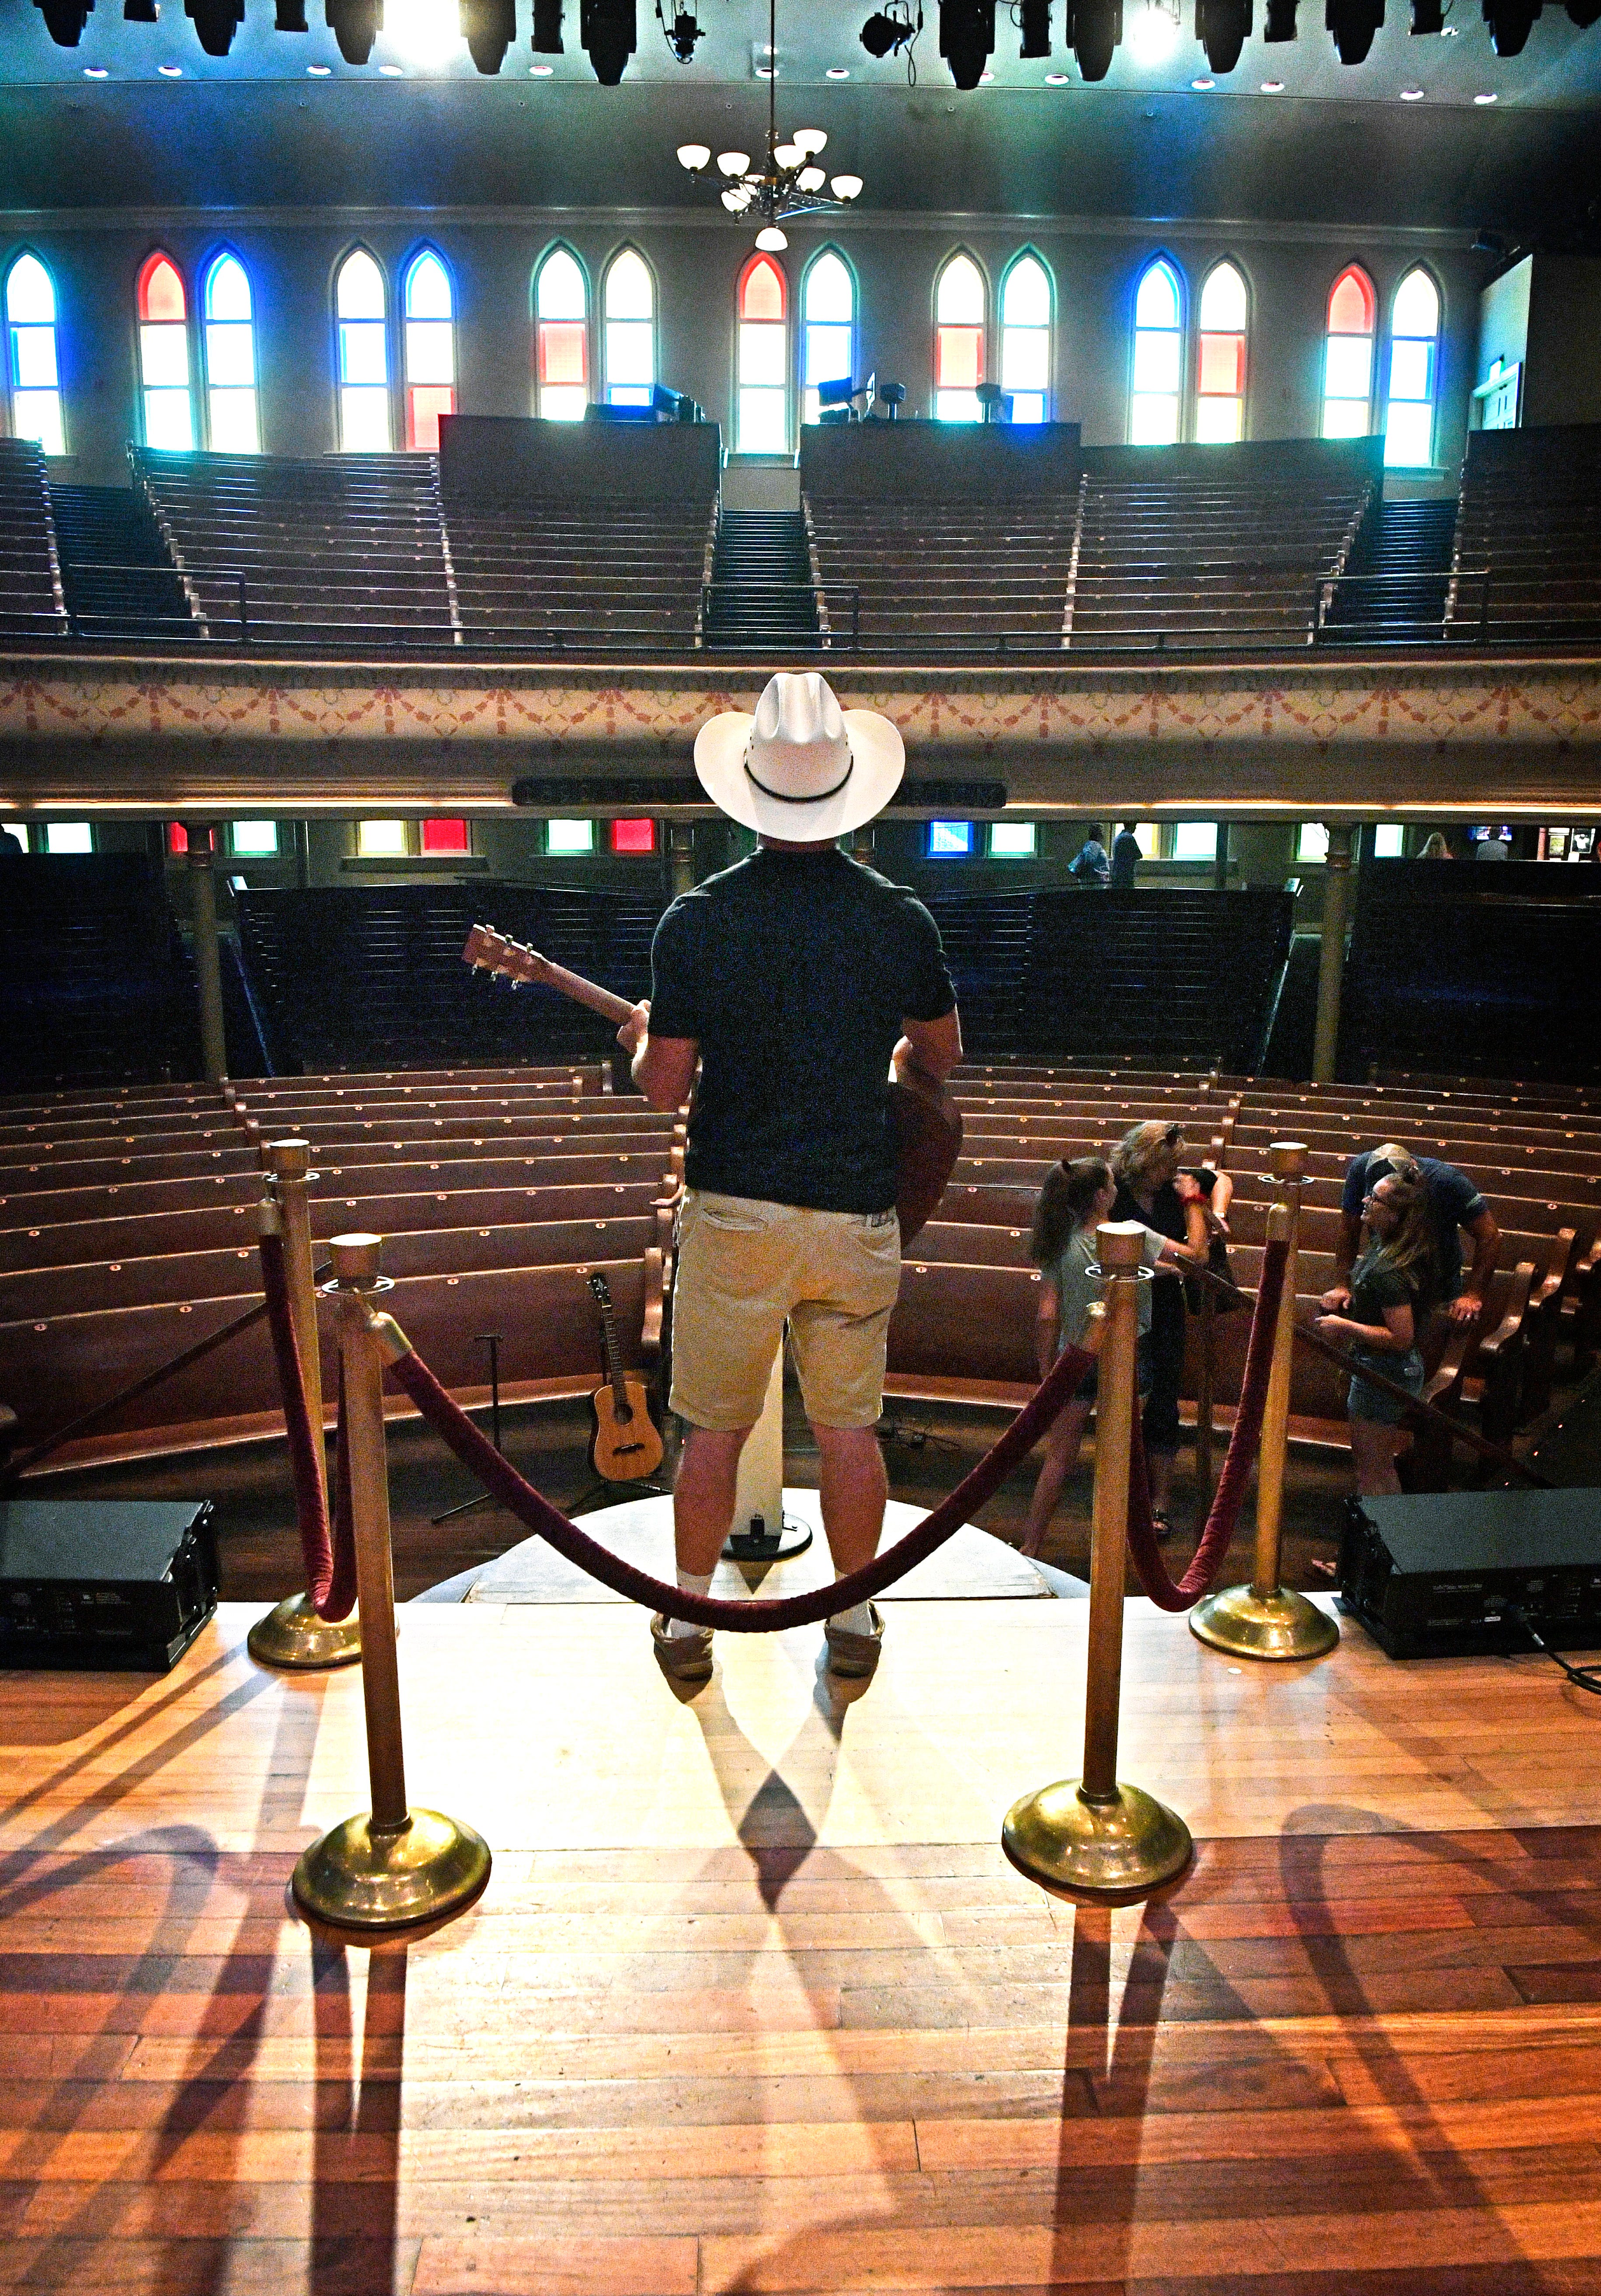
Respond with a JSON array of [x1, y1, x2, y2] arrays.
[[461, 923, 963, 1245], [586, 1272, 665, 1485]]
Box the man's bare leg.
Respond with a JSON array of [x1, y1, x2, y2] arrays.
[[673, 1423, 754, 1577], [812, 1422, 888, 1574]]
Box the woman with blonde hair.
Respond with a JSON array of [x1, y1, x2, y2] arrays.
[[1110, 1120, 1231, 1537], [1316, 1171, 1436, 1495]]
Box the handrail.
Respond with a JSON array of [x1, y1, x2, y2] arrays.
[[64, 563, 248, 645], [1315, 565, 1492, 645]]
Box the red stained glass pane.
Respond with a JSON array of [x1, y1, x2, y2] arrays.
[[407, 384, 455, 452], [936, 325, 983, 390], [610, 817, 655, 854], [421, 817, 469, 853], [1198, 333, 1244, 396], [1328, 268, 1374, 336], [167, 821, 188, 854], [539, 320, 588, 386], [741, 258, 786, 323], [140, 256, 186, 324]]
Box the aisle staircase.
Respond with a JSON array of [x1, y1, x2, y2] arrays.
[[702, 511, 820, 648], [1317, 499, 1456, 644], [51, 485, 195, 641]]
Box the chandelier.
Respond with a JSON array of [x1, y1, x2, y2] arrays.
[[674, 0, 863, 252]]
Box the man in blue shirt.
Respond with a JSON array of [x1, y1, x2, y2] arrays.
[[1110, 825, 1143, 888], [1068, 825, 1109, 886], [1327, 1143, 1500, 1328]]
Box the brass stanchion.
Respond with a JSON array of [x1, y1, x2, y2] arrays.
[[292, 1234, 491, 1931], [1002, 1222, 1193, 1899], [249, 1138, 362, 1672], [1189, 1142, 1339, 1662]]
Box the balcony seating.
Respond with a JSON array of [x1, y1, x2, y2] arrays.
[[0, 854, 199, 1090], [0, 437, 66, 640], [1449, 425, 1601, 647], [443, 497, 713, 650]]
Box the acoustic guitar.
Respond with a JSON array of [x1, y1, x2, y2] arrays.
[[461, 922, 963, 1244], [586, 1272, 665, 1482]]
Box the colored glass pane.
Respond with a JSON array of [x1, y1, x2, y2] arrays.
[[1329, 268, 1375, 334], [420, 817, 469, 853], [140, 256, 186, 323], [741, 257, 786, 322], [611, 817, 656, 853]]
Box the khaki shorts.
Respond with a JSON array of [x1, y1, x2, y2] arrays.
[[669, 1189, 902, 1432]]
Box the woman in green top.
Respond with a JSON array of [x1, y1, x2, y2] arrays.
[[1315, 1173, 1435, 1496]]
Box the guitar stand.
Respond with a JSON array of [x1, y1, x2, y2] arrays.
[[567, 1471, 675, 1519], [724, 1510, 812, 1563], [432, 1333, 506, 1525]]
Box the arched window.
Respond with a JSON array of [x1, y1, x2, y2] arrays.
[[336, 250, 391, 452], [934, 253, 986, 422], [801, 250, 854, 427], [1130, 258, 1183, 445], [5, 254, 64, 457], [1321, 264, 1376, 439], [1385, 266, 1440, 470], [1195, 261, 1247, 443], [403, 249, 456, 451], [736, 254, 789, 453], [202, 253, 258, 453], [137, 254, 193, 451], [603, 248, 654, 408], [534, 247, 588, 422], [999, 253, 1051, 425]]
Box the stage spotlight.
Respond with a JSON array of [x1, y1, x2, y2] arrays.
[[1263, 0, 1296, 34], [35, 0, 92, 44], [1410, 0, 1442, 26], [1326, 0, 1383, 63], [532, 0, 564, 43], [187, 0, 242, 50], [1196, 0, 1251, 68], [1020, 0, 1052, 53], [326, 0, 381, 63], [1482, 0, 1539, 51], [461, 0, 513, 69], [275, 0, 307, 24], [659, 1, 701, 58], [1068, 0, 1122, 79], [580, 0, 634, 77], [1566, 0, 1600, 21], [939, 0, 995, 85]]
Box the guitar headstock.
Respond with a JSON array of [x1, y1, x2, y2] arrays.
[[588, 1271, 614, 1311], [462, 923, 553, 992]]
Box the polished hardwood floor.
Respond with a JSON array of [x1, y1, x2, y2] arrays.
[[3, 1594, 1601, 2292]]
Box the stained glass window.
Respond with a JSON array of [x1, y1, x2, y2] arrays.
[[1131, 258, 1183, 446], [202, 254, 258, 453], [801, 250, 854, 428], [336, 251, 391, 452], [1385, 266, 1440, 470], [737, 254, 789, 453], [604, 249, 655, 409], [1195, 261, 1247, 444], [5, 254, 64, 458], [1000, 254, 1051, 425], [138, 254, 194, 451], [404, 250, 456, 452], [1322, 265, 1376, 441], [535, 248, 589, 422], [934, 254, 986, 423]]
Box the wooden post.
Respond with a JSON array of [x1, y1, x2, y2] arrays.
[[668, 823, 695, 899], [1311, 823, 1354, 1085], [1212, 821, 1230, 891], [184, 823, 227, 1084]]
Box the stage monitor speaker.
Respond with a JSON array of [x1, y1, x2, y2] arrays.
[[1338, 1487, 1601, 1659], [0, 1500, 218, 1672]]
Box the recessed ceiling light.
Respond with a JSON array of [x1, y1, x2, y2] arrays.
[[1399, 84, 1424, 97], [83, 63, 108, 76], [158, 62, 182, 75], [307, 62, 331, 73], [1439, 19, 1458, 28], [1260, 77, 1284, 89], [1190, 73, 1215, 87], [1044, 69, 1070, 80], [826, 64, 850, 77], [979, 67, 995, 79], [1473, 89, 1497, 102], [379, 61, 405, 73], [529, 60, 553, 73]]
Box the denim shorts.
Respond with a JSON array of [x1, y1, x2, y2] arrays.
[[1068, 1334, 1153, 1406], [1347, 1346, 1424, 1427]]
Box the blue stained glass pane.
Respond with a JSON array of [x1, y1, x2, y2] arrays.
[[928, 820, 974, 857]]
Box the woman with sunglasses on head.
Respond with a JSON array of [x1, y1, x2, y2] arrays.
[[1315, 1172, 1436, 1496], [1110, 1121, 1229, 1540]]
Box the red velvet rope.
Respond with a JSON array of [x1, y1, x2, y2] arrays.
[[1121, 1234, 1290, 1613], [387, 1333, 1095, 1631], [258, 1229, 357, 1623]]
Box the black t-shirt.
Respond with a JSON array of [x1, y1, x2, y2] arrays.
[[648, 846, 957, 1213], [1111, 1167, 1216, 1341]]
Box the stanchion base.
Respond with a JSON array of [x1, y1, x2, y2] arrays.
[[1002, 1779, 1193, 1900], [1189, 1582, 1340, 1662], [247, 1592, 361, 1671], [292, 1807, 491, 1932], [723, 1514, 813, 1563]]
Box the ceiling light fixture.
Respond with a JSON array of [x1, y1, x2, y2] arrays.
[[1473, 84, 1498, 96], [158, 56, 183, 70], [860, 1, 921, 59], [1260, 73, 1284, 85], [326, 0, 381, 64], [187, 0, 243, 54], [1190, 70, 1215, 83], [1399, 80, 1424, 93], [1326, 0, 1384, 62], [1070, 0, 1124, 78], [1196, 0, 1251, 72], [307, 58, 330, 67], [532, 0, 564, 46], [529, 57, 553, 69], [35, 0, 90, 43], [940, 0, 995, 84], [460, 0, 514, 70], [1263, 0, 1296, 32], [1127, 0, 1177, 56], [679, 0, 864, 246], [579, 0, 636, 80], [826, 62, 851, 73], [1019, 0, 1052, 52], [83, 59, 109, 71], [1410, 0, 1442, 26], [658, 0, 702, 62], [1482, 0, 1534, 51], [275, 0, 307, 24], [378, 57, 403, 69]]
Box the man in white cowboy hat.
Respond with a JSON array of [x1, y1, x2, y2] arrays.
[[615, 671, 962, 1691]]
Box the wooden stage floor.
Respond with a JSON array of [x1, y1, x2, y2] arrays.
[[5, 1594, 1601, 2293]]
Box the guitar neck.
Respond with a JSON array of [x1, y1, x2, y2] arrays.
[[537, 956, 635, 1028]]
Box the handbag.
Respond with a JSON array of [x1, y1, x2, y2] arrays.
[[1186, 1231, 1244, 1316]]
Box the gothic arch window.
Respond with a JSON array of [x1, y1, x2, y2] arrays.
[[5, 253, 64, 457], [736, 252, 789, 453], [137, 253, 194, 451], [999, 252, 1051, 425], [934, 251, 986, 422], [202, 252, 258, 453], [1385, 265, 1440, 469], [1195, 260, 1248, 443], [602, 247, 655, 408], [1130, 256, 1183, 445], [1322, 264, 1376, 439], [801, 248, 854, 428], [534, 246, 589, 421], [403, 248, 456, 450], [335, 249, 391, 452]]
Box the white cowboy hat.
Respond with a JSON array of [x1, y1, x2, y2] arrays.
[[693, 672, 905, 840]]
